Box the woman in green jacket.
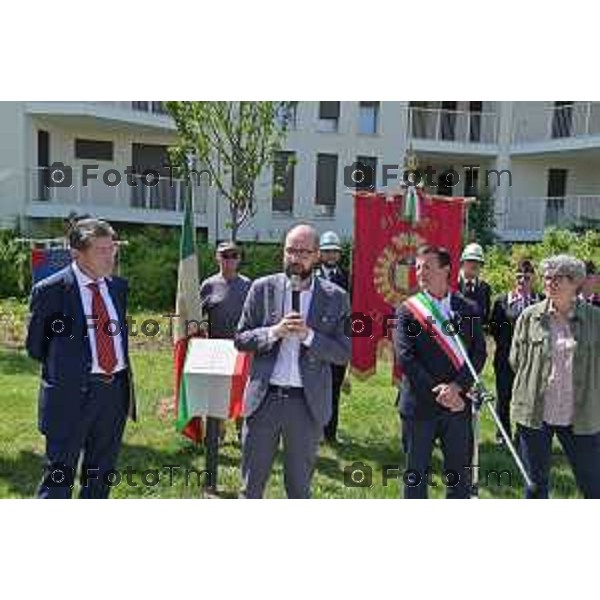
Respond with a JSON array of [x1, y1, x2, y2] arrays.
[[510, 255, 600, 499]]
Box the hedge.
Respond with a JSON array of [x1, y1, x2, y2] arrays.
[[1, 226, 599, 310]]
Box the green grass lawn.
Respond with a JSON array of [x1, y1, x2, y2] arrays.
[[0, 342, 580, 499]]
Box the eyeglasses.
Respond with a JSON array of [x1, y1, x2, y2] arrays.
[[516, 273, 532, 281], [285, 247, 316, 259], [220, 252, 240, 260], [544, 274, 570, 285]]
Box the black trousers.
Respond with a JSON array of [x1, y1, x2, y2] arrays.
[[494, 359, 515, 438], [323, 364, 347, 441], [401, 411, 473, 499], [37, 373, 129, 499], [517, 423, 600, 499]]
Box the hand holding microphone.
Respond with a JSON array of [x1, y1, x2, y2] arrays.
[[271, 275, 311, 341]]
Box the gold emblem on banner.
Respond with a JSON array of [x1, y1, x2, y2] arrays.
[[373, 232, 425, 306]]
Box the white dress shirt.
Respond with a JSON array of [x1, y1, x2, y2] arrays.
[[269, 277, 315, 388], [72, 261, 127, 374], [424, 290, 454, 320], [322, 265, 337, 280]]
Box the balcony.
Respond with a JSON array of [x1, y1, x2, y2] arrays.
[[407, 106, 498, 149], [498, 195, 600, 241], [25, 167, 207, 227], [511, 102, 600, 151], [25, 101, 175, 132]]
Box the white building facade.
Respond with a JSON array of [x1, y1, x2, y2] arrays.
[[0, 100, 598, 243]]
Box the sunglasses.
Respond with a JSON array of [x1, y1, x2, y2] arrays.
[[516, 273, 532, 281], [221, 252, 240, 260]]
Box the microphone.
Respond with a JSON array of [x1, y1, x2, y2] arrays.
[[290, 274, 302, 313]]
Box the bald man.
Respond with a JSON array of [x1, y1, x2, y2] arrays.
[[235, 225, 351, 498]]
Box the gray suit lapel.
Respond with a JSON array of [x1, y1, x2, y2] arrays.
[[307, 277, 324, 329], [270, 273, 287, 324]]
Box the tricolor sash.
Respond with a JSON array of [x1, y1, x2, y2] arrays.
[[403, 291, 467, 370]]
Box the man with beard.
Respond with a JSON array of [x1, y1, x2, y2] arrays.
[[235, 224, 351, 498]]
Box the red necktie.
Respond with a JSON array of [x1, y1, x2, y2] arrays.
[[88, 282, 117, 374]]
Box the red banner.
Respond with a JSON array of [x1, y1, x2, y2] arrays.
[[350, 190, 466, 381]]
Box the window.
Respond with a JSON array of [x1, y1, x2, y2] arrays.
[[468, 101, 483, 142], [316, 154, 338, 207], [546, 168, 568, 226], [358, 101, 379, 134], [277, 102, 298, 129], [75, 139, 114, 161], [437, 166, 455, 196], [464, 166, 479, 196], [132, 101, 149, 111], [552, 101, 573, 138], [37, 130, 49, 201], [152, 101, 168, 115], [272, 151, 295, 214], [318, 101, 340, 132], [132, 101, 168, 114], [356, 155, 377, 190], [409, 101, 430, 138], [440, 101, 458, 141]]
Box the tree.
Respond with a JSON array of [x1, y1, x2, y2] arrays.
[[166, 101, 293, 241], [466, 192, 497, 247]]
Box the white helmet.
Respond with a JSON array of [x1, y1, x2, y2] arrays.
[[319, 231, 342, 251], [461, 243, 485, 263]]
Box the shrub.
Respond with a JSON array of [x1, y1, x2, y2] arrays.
[[0, 230, 30, 299], [482, 228, 600, 298]]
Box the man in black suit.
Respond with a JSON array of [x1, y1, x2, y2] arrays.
[[26, 218, 136, 499], [395, 245, 487, 499], [489, 259, 543, 445], [314, 231, 350, 443], [581, 260, 600, 307], [458, 243, 492, 326]]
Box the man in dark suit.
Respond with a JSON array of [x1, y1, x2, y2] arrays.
[[489, 259, 543, 445], [581, 260, 600, 307], [235, 224, 351, 498], [395, 245, 487, 499], [26, 218, 136, 499], [314, 230, 350, 443], [458, 243, 492, 326]]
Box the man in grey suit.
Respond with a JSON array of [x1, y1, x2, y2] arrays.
[[235, 224, 351, 498]]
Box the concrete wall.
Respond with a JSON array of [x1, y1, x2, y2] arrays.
[[0, 102, 27, 225]]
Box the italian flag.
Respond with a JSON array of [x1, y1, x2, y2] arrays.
[[174, 188, 205, 443], [403, 185, 421, 223]]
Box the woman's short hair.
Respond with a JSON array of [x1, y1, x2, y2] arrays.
[[540, 254, 586, 282]]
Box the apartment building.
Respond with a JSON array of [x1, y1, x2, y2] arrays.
[[0, 101, 598, 243], [0, 101, 208, 233]]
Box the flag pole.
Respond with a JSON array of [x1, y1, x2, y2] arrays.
[[452, 338, 534, 497], [187, 151, 220, 496]]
